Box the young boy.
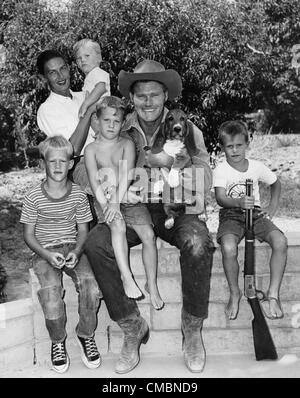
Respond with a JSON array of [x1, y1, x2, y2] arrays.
[[20, 136, 102, 373], [73, 38, 111, 118], [84, 96, 164, 310], [213, 121, 287, 321]]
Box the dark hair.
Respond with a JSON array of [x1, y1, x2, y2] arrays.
[[218, 120, 249, 145], [37, 50, 66, 75]]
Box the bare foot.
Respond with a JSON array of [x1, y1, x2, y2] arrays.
[[225, 290, 242, 320], [261, 296, 284, 319], [145, 282, 164, 310], [150, 290, 164, 310], [269, 298, 283, 319], [122, 277, 143, 299]]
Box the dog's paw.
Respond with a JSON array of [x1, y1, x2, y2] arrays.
[[164, 216, 175, 230]]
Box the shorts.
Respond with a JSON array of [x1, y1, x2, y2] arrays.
[[121, 203, 153, 226], [216, 207, 283, 244], [93, 199, 152, 226]]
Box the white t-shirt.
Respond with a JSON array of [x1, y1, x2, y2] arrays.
[[212, 159, 277, 207], [37, 90, 95, 154], [83, 66, 111, 99]]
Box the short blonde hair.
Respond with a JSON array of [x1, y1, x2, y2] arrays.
[[96, 96, 126, 119], [39, 135, 74, 160], [73, 38, 102, 59]]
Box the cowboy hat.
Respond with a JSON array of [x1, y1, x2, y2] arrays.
[[118, 59, 182, 100]]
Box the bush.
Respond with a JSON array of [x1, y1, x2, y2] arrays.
[[1, 0, 300, 161]]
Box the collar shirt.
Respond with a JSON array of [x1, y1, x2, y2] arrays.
[[121, 108, 169, 167], [37, 90, 95, 154]]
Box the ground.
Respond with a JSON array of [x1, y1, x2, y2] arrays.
[[0, 134, 300, 302]]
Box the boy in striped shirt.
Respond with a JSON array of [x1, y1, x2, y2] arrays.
[[20, 136, 101, 373]]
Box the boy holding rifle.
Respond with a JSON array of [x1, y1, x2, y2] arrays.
[[213, 121, 287, 321]]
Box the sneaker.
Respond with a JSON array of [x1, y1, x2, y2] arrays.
[[51, 341, 70, 373], [76, 335, 101, 369]]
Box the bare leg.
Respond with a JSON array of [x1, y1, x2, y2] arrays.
[[109, 219, 142, 299], [132, 224, 164, 310], [220, 234, 242, 320], [263, 230, 287, 318]]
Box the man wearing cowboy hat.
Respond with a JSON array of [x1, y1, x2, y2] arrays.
[[85, 60, 214, 374]]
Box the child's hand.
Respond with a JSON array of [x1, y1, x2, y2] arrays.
[[65, 252, 79, 269], [46, 252, 66, 269], [103, 203, 122, 224], [259, 204, 277, 220], [78, 102, 88, 118], [239, 195, 255, 209]]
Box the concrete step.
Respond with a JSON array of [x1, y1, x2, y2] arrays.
[[3, 353, 300, 379], [130, 233, 300, 276], [29, 231, 300, 363], [109, 327, 300, 356]]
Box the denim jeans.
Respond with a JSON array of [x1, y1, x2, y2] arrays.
[[32, 243, 101, 343], [85, 203, 214, 322]]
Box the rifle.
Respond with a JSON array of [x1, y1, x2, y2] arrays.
[[244, 178, 278, 360]]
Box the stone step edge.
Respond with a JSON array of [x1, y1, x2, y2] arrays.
[[131, 231, 300, 251]]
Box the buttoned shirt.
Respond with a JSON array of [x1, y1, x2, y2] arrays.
[[37, 90, 94, 155]]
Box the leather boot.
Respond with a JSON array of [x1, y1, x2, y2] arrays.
[[115, 314, 149, 374], [181, 308, 206, 373]]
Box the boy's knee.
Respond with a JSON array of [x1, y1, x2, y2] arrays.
[[221, 240, 238, 258], [37, 285, 65, 319], [272, 232, 288, 252], [111, 219, 126, 234], [140, 228, 156, 244]]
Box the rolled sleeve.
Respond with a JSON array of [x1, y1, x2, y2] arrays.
[[182, 124, 212, 197]]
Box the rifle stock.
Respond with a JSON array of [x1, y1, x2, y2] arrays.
[[244, 179, 277, 360]]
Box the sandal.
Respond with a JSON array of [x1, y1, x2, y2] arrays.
[[259, 295, 284, 320]]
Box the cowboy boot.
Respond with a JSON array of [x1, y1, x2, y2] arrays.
[[181, 308, 206, 373], [115, 313, 149, 374]]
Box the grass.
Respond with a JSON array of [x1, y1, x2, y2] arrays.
[[259, 179, 300, 218]]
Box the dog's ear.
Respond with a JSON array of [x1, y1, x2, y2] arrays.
[[151, 122, 167, 154], [184, 121, 199, 157]]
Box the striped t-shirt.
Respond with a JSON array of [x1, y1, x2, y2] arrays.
[[20, 182, 93, 247]]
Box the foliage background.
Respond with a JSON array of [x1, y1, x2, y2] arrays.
[[0, 0, 300, 162]]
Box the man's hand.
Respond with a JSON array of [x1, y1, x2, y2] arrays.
[[103, 203, 123, 224], [173, 147, 190, 169], [238, 195, 255, 209], [122, 186, 143, 204], [65, 252, 79, 269], [45, 251, 65, 269], [144, 149, 173, 169]]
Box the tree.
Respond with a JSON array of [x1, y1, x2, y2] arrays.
[[0, 0, 299, 164]]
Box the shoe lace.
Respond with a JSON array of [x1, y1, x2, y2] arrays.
[[52, 343, 66, 362], [84, 338, 99, 358]]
